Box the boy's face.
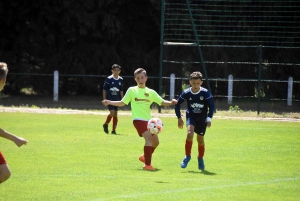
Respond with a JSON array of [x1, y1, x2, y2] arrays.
[[134, 73, 147, 88], [189, 78, 203, 91], [0, 78, 6, 91], [111, 68, 121, 76]]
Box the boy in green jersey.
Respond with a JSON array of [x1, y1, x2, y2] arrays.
[[102, 68, 177, 171]]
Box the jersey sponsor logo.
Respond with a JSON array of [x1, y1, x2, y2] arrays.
[[134, 98, 150, 102], [191, 103, 204, 113], [191, 103, 204, 108], [110, 87, 120, 95]]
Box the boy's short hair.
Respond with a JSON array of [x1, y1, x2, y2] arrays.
[[112, 64, 121, 70], [0, 62, 8, 80], [134, 68, 147, 77], [190, 71, 203, 80]]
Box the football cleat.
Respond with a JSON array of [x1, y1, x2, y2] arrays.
[[143, 165, 156, 171], [180, 156, 191, 168], [198, 157, 205, 170], [103, 124, 109, 134], [111, 130, 117, 135], [139, 155, 145, 163]]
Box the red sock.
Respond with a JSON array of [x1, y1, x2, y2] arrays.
[[112, 116, 118, 131], [105, 115, 112, 124], [185, 140, 193, 156], [198, 144, 205, 159], [140, 147, 155, 162], [144, 146, 153, 166]]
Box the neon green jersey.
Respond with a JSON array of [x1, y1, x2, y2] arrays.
[[121, 86, 164, 121]]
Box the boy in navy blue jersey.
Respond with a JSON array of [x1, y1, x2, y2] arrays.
[[175, 71, 215, 170], [102, 64, 124, 134]]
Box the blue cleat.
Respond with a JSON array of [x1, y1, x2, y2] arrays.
[[198, 157, 205, 170], [180, 156, 191, 168]]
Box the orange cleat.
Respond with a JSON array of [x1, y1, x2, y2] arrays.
[[143, 165, 156, 171], [139, 155, 145, 163]]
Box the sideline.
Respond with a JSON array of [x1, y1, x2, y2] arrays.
[[1, 107, 299, 122]]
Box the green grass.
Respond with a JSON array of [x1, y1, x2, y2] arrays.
[[0, 112, 299, 201]]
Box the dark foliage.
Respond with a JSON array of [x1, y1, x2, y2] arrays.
[[0, 0, 161, 95]]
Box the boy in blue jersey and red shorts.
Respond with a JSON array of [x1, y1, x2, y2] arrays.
[[0, 62, 28, 184], [175, 71, 215, 170], [102, 68, 177, 171], [102, 64, 124, 134]]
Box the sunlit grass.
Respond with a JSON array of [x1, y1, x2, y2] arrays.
[[0, 112, 299, 200]]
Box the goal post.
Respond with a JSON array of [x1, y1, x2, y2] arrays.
[[159, 0, 212, 105]]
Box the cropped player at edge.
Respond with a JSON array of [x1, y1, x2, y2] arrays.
[[102, 68, 177, 171], [0, 62, 28, 184], [175, 71, 215, 171]]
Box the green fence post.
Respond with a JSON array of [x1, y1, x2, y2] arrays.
[[158, 0, 165, 113], [257, 45, 262, 115]]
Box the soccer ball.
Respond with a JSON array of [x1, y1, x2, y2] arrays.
[[147, 118, 163, 135]]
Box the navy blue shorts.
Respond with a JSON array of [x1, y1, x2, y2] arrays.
[[186, 113, 207, 136], [108, 105, 119, 111]]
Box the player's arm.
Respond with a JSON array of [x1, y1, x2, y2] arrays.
[[120, 91, 124, 99], [206, 97, 215, 128], [175, 95, 185, 129], [102, 90, 106, 100], [102, 100, 125, 107], [161, 99, 177, 106], [102, 78, 110, 100], [0, 128, 28, 147]]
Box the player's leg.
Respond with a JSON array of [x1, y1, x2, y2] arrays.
[[196, 122, 207, 170], [0, 152, 11, 184], [111, 107, 118, 134], [142, 131, 155, 169], [180, 115, 195, 168], [133, 120, 155, 170], [139, 134, 159, 163], [103, 106, 115, 134]]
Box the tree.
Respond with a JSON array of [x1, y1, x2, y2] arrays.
[[0, 0, 161, 95]]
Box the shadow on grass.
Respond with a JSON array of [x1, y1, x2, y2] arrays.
[[186, 170, 217, 175], [137, 168, 161, 172]]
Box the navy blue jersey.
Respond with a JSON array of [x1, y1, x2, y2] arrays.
[[175, 87, 215, 122], [103, 75, 124, 101]]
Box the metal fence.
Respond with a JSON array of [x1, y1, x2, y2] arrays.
[[159, 0, 300, 113], [160, 44, 300, 113]]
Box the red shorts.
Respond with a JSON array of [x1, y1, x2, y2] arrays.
[[133, 120, 148, 137], [0, 151, 7, 165]]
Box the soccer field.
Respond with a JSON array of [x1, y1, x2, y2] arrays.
[[0, 112, 299, 201]]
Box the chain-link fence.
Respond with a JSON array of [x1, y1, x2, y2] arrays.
[[161, 44, 300, 113], [160, 0, 300, 113]]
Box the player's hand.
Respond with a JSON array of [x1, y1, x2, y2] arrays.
[[178, 118, 184, 129], [171, 99, 177, 105], [206, 121, 212, 128], [102, 99, 109, 106], [14, 137, 28, 147]]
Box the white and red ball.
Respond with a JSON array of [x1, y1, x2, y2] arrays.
[[147, 118, 163, 135]]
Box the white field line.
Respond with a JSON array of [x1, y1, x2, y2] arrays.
[[1, 107, 300, 122], [89, 177, 299, 201]]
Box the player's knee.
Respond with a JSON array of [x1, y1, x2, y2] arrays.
[[187, 131, 194, 138], [197, 138, 204, 145], [0, 167, 11, 183]]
